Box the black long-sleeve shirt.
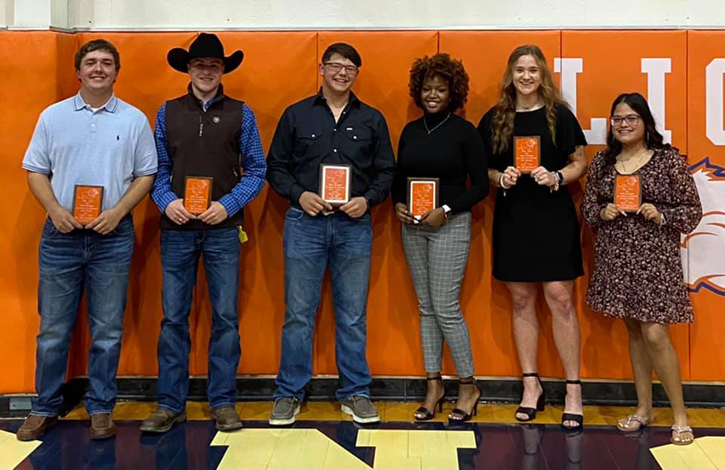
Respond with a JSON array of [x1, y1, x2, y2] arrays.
[[267, 90, 396, 207], [392, 112, 489, 214]]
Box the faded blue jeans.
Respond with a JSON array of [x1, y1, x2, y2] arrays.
[[32, 216, 135, 416], [274, 208, 373, 401], [157, 228, 241, 413]]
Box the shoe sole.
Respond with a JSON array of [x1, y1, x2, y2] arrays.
[[214, 420, 244, 432], [341, 404, 380, 424], [269, 404, 300, 426], [140, 413, 187, 433]]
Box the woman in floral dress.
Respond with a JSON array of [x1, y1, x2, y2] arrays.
[[582, 92, 702, 446]]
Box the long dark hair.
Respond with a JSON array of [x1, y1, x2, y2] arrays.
[[603, 92, 670, 163]]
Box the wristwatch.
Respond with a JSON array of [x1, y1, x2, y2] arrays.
[[442, 204, 452, 219]]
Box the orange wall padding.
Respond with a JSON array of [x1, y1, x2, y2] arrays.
[[1, 30, 723, 393]]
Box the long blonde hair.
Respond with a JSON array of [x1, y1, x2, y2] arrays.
[[490, 45, 565, 155]]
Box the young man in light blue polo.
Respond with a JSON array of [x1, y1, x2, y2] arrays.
[[18, 39, 157, 441]]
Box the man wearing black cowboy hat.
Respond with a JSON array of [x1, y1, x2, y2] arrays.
[[141, 33, 266, 433]]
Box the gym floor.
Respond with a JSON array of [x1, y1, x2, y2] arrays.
[[2, 401, 725, 469]]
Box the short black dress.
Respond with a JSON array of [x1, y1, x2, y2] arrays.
[[477, 103, 587, 282]]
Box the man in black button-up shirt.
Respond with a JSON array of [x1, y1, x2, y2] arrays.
[[267, 43, 395, 426]]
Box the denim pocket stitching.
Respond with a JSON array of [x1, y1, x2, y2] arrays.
[[285, 207, 305, 221]]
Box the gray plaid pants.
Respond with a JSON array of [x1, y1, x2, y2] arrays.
[[401, 211, 474, 377]]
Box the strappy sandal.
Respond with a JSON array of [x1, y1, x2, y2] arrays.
[[561, 380, 584, 432], [617, 414, 653, 432], [414, 375, 445, 421], [448, 377, 481, 423], [671, 425, 695, 446], [515, 373, 545, 422]]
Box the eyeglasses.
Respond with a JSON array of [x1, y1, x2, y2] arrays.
[[610, 115, 640, 127], [324, 62, 359, 75]]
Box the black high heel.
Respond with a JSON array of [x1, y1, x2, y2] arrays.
[[414, 375, 445, 421], [448, 377, 481, 423], [515, 372, 545, 422], [561, 379, 584, 432]]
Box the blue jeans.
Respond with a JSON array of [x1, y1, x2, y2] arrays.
[[32, 217, 134, 416], [157, 228, 241, 412], [274, 208, 373, 401]]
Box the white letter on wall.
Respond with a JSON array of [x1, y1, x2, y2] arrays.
[[641, 58, 672, 144], [706, 59, 725, 145], [555, 58, 607, 144]]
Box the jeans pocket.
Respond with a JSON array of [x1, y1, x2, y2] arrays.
[[285, 207, 305, 221], [111, 217, 134, 237], [42, 219, 59, 239]]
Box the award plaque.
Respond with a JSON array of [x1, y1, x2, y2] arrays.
[[514, 136, 541, 174], [184, 176, 213, 215], [72, 185, 104, 225], [319, 164, 351, 206], [614, 174, 642, 213], [407, 177, 439, 222]]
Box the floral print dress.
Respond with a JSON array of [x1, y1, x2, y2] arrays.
[[582, 147, 702, 324]]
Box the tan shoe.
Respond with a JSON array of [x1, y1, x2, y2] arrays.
[[90, 413, 116, 440], [140, 408, 186, 434], [17, 414, 58, 441], [210, 406, 243, 431]]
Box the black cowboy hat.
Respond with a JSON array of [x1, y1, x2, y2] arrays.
[[167, 33, 244, 74]]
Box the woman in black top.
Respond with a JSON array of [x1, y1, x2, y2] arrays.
[[393, 53, 488, 422], [477, 45, 588, 429]]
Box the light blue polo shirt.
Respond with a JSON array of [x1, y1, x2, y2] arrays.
[[23, 93, 157, 212]]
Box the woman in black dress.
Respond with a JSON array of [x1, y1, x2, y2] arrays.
[[477, 44, 588, 429]]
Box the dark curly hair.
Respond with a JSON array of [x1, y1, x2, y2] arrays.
[[408, 53, 469, 112]]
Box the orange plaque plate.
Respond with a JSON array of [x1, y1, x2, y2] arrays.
[[407, 178, 439, 221], [319, 164, 351, 206], [614, 174, 642, 213], [73, 185, 104, 225], [514, 136, 541, 174], [184, 176, 213, 215]]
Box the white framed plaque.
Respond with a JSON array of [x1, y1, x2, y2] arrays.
[[319, 163, 352, 206], [407, 177, 439, 222]]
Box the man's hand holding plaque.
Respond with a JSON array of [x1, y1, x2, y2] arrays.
[[407, 177, 439, 225], [514, 136, 540, 174]]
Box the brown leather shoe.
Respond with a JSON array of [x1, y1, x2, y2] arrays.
[[210, 406, 243, 431], [90, 413, 116, 440], [139, 408, 186, 434], [17, 414, 57, 441]]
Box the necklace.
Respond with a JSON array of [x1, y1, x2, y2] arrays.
[[516, 103, 543, 112], [424, 112, 451, 135], [516, 99, 543, 111], [616, 149, 650, 174]]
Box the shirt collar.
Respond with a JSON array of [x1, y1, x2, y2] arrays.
[[187, 83, 225, 111], [314, 87, 360, 108], [73, 93, 118, 113]]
